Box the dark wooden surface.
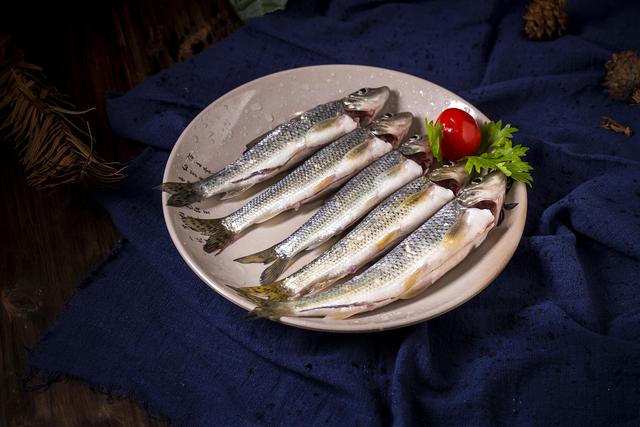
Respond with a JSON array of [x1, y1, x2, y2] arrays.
[[0, 1, 242, 425]]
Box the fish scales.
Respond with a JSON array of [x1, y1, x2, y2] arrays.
[[161, 86, 391, 206], [182, 112, 414, 254], [223, 127, 385, 233], [275, 151, 420, 258], [278, 176, 447, 295], [248, 172, 507, 319], [234, 161, 469, 300]]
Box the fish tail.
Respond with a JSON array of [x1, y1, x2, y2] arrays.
[[246, 300, 292, 320], [234, 280, 289, 302], [260, 257, 293, 284], [182, 217, 235, 253], [234, 246, 279, 264], [158, 182, 203, 207]]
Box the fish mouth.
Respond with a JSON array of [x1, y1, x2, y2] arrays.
[[398, 135, 433, 171], [469, 199, 498, 211], [468, 199, 503, 224], [458, 172, 507, 222], [407, 151, 433, 172], [431, 178, 463, 193], [428, 160, 470, 195], [346, 109, 375, 125], [374, 130, 403, 147], [370, 112, 413, 148], [342, 86, 391, 125]]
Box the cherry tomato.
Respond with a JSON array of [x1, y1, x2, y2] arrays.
[[436, 108, 481, 160]]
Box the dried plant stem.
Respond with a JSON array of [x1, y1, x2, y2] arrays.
[[600, 117, 633, 137], [0, 36, 124, 189]]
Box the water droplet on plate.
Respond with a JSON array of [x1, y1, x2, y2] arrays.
[[264, 112, 274, 122]]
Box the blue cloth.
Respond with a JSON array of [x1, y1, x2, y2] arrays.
[[30, 1, 640, 425]]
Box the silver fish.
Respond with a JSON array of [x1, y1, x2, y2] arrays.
[[183, 112, 415, 253], [234, 135, 433, 284], [160, 87, 390, 206], [250, 172, 507, 319], [235, 160, 470, 301]]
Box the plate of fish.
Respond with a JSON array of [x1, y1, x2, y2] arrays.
[[160, 64, 527, 332]]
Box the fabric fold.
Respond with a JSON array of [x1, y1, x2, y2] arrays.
[[30, 1, 640, 425]]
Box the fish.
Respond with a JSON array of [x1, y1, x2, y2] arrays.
[[183, 112, 415, 253], [248, 172, 507, 319], [234, 160, 470, 301], [160, 87, 391, 206], [234, 135, 433, 284]]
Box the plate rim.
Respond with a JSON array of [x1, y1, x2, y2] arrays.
[[162, 64, 527, 333]]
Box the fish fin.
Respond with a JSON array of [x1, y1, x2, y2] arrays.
[[234, 246, 279, 264], [243, 129, 272, 153], [374, 229, 401, 251], [303, 278, 339, 297], [260, 257, 293, 285], [233, 280, 289, 302], [181, 217, 234, 253], [400, 188, 431, 208], [203, 231, 235, 254], [323, 305, 379, 320], [159, 182, 203, 207], [307, 116, 344, 136], [324, 310, 356, 320], [399, 268, 428, 299], [183, 216, 223, 234], [247, 303, 291, 320], [313, 174, 337, 194], [220, 185, 253, 200], [231, 167, 279, 185], [345, 140, 372, 160], [158, 182, 191, 194]]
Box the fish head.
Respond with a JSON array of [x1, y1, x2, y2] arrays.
[[398, 135, 434, 171], [427, 160, 470, 194], [458, 171, 507, 223], [342, 86, 390, 125], [368, 112, 414, 148]]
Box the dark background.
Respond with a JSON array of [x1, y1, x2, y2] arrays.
[[0, 1, 241, 424]]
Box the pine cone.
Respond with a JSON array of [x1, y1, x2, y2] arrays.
[[523, 0, 569, 40], [603, 50, 640, 104]]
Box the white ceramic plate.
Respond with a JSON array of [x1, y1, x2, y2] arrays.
[[162, 65, 527, 332]]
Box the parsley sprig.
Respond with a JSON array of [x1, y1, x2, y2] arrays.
[[425, 119, 533, 186]]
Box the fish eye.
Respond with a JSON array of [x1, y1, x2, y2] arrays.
[[356, 88, 368, 95], [472, 177, 483, 184], [409, 134, 420, 141], [443, 160, 454, 167], [382, 113, 394, 118]]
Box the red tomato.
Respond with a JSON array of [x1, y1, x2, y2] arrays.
[[436, 108, 481, 160]]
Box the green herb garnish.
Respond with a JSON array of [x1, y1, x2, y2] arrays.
[[425, 118, 533, 185], [425, 119, 443, 163]]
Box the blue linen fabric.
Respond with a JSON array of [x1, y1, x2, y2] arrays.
[[30, 1, 640, 425]]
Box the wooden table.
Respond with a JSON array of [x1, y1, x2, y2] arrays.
[[0, 1, 241, 425]]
